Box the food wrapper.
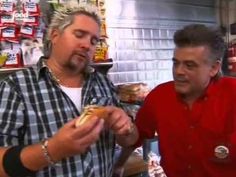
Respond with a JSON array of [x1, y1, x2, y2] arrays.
[[148, 152, 167, 177]]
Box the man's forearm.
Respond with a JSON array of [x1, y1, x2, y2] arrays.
[[21, 142, 53, 171], [0, 139, 60, 177], [115, 146, 135, 167], [0, 148, 10, 177], [112, 145, 136, 177]]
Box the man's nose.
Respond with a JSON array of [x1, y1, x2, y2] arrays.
[[79, 37, 91, 50], [174, 64, 185, 74]]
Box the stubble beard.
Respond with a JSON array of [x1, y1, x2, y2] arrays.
[[67, 55, 91, 74]]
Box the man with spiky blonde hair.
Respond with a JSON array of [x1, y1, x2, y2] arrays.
[[0, 3, 138, 177]]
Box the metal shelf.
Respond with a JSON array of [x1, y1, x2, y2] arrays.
[[90, 58, 113, 75], [0, 67, 26, 74]]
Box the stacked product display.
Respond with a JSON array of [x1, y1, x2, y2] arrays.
[[0, 0, 109, 69], [0, 0, 44, 68]]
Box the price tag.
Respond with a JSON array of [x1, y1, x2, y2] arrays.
[[2, 27, 16, 38], [0, 1, 14, 12]]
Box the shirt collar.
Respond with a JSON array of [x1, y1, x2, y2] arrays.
[[203, 78, 220, 99], [35, 56, 48, 81]]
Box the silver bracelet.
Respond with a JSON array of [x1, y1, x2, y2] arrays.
[[41, 139, 55, 166]]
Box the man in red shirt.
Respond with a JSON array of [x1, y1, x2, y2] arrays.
[[113, 24, 236, 177]]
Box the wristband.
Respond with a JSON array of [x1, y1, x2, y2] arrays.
[[2, 146, 36, 177]]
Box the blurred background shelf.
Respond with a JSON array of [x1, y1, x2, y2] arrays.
[[124, 152, 148, 177], [0, 67, 28, 80], [90, 58, 113, 75], [0, 67, 27, 74]]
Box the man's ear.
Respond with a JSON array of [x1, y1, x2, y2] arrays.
[[210, 60, 221, 77], [50, 29, 60, 45]]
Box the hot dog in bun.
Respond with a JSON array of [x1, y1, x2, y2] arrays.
[[75, 105, 109, 127]]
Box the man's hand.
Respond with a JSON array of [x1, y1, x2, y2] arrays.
[[47, 116, 104, 162], [105, 106, 139, 147], [105, 106, 133, 136]]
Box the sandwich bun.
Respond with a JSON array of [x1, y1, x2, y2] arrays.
[[75, 105, 109, 127]]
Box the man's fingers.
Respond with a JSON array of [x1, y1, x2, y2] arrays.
[[114, 121, 133, 135], [74, 118, 105, 146], [73, 116, 101, 137]]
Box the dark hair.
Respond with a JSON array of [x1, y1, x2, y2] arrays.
[[173, 24, 225, 62]]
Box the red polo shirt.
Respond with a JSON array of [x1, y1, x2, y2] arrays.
[[135, 77, 236, 177]]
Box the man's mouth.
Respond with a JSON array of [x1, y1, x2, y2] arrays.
[[76, 53, 87, 60], [174, 78, 188, 85]]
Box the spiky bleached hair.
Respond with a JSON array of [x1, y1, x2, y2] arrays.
[[43, 2, 101, 57], [46, 2, 101, 40]]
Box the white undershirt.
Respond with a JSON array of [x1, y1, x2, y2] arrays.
[[60, 85, 82, 112]]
